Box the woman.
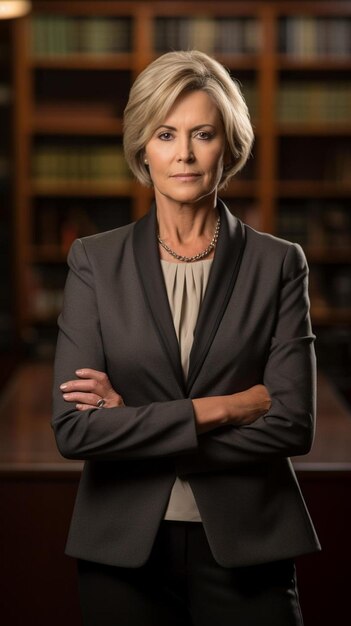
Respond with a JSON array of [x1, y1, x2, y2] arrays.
[[52, 50, 320, 626]]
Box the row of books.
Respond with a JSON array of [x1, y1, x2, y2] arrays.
[[279, 17, 351, 58], [277, 203, 351, 249], [32, 145, 131, 181], [34, 202, 132, 253], [277, 81, 351, 123], [154, 17, 262, 55], [31, 16, 132, 56], [30, 15, 351, 59]]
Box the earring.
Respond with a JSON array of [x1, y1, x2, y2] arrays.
[[144, 157, 148, 165]]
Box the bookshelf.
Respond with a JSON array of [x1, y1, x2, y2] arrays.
[[9, 1, 351, 400]]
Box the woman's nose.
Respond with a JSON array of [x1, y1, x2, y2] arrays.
[[176, 138, 195, 162]]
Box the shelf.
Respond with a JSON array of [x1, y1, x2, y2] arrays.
[[29, 179, 134, 197], [277, 56, 351, 71], [30, 53, 133, 71], [277, 124, 351, 136], [277, 182, 351, 198], [32, 111, 123, 135]]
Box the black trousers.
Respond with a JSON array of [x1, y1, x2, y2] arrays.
[[77, 521, 304, 626]]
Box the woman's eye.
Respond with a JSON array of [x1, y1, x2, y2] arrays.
[[158, 132, 173, 141], [196, 131, 212, 140]]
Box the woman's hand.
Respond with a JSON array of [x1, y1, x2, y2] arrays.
[[192, 385, 271, 434], [60, 368, 125, 411], [227, 385, 272, 426]]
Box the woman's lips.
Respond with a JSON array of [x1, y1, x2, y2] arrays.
[[171, 173, 201, 180]]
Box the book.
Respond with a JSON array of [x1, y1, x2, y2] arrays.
[[154, 17, 262, 54], [32, 144, 131, 181], [280, 16, 351, 57], [278, 81, 351, 124], [31, 16, 132, 56]]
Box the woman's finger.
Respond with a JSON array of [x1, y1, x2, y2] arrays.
[[61, 370, 113, 396], [63, 392, 101, 407], [63, 389, 124, 409], [60, 379, 101, 393], [75, 369, 110, 384]]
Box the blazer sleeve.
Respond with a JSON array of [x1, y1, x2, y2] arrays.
[[176, 243, 317, 475], [52, 239, 198, 461]]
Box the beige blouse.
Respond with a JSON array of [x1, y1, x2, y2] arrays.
[[160, 258, 213, 522]]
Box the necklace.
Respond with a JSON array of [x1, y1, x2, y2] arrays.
[[157, 215, 220, 263]]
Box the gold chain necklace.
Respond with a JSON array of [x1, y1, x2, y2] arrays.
[[157, 215, 220, 263]]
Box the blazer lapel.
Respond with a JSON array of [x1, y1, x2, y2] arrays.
[[186, 199, 246, 395], [133, 203, 185, 395]]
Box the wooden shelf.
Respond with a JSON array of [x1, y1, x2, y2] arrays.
[[30, 53, 133, 70], [32, 113, 123, 135], [277, 181, 351, 198], [277, 124, 351, 136], [29, 179, 134, 197], [277, 56, 351, 71]]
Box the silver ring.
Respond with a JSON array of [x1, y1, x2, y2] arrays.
[[96, 399, 105, 409]]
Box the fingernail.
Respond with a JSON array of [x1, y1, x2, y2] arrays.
[[76, 369, 83, 375], [60, 383, 67, 390]]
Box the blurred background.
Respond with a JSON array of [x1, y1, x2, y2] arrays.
[[1, 0, 350, 403], [0, 2, 350, 625]]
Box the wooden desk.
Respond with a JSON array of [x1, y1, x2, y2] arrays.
[[1, 362, 350, 471], [1, 362, 351, 626]]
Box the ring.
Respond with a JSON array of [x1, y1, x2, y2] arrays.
[[96, 399, 105, 408]]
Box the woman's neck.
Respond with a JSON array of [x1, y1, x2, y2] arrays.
[[156, 195, 219, 252]]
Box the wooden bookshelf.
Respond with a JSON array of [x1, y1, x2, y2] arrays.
[[9, 1, 351, 399]]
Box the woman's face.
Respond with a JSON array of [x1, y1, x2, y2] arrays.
[[144, 89, 227, 208]]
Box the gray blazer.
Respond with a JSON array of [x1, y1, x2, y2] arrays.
[[52, 199, 321, 568]]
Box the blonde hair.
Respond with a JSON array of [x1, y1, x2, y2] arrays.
[[123, 50, 254, 189]]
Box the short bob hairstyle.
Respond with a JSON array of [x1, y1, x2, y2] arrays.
[[123, 50, 254, 190]]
